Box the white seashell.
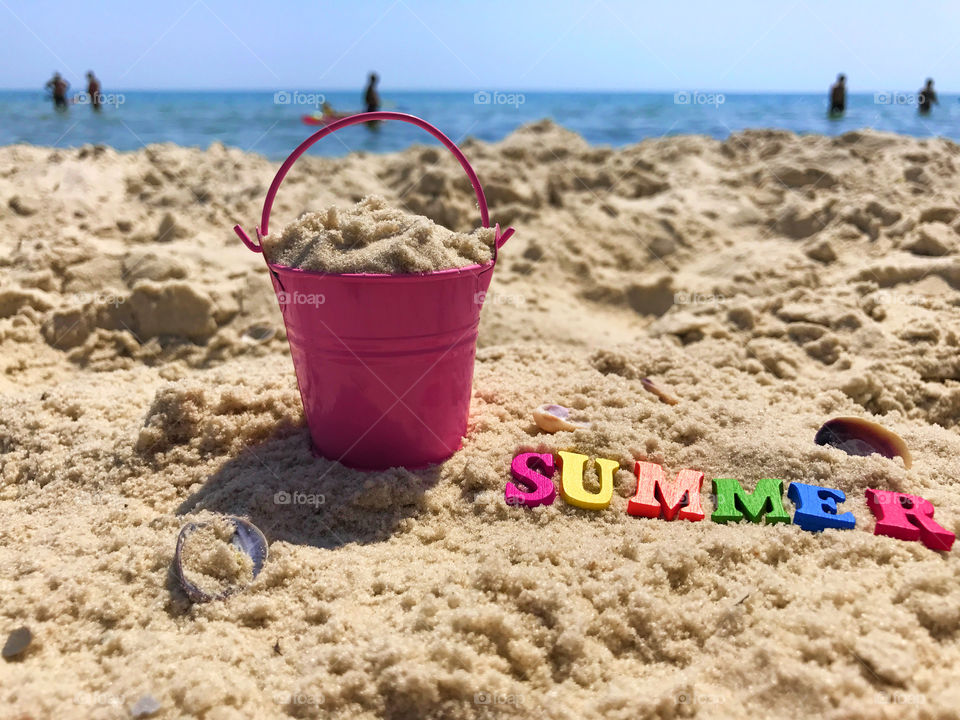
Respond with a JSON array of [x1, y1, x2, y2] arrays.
[[533, 404, 590, 433], [174, 516, 268, 603]]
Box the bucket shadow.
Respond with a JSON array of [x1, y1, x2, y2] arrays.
[[175, 428, 442, 550]]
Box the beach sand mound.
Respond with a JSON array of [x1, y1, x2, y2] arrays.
[[1, 126, 959, 719]]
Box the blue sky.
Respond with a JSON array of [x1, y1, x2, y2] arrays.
[[2, 0, 959, 92]]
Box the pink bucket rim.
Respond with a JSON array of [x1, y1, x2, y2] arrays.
[[267, 257, 494, 281]]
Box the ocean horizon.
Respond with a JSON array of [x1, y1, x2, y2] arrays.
[[2, 89, 958, 160]]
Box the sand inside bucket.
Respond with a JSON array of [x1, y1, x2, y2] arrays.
[[262, 195, 496, 273], [179, 519, 254, 597]]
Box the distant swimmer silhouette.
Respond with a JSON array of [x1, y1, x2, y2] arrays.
[[45, 72, 69, 111], [364, 73, 380, 113], [829, 74, 846, 116], [86, 71, 102, 111], [918, 78, 938, 114]]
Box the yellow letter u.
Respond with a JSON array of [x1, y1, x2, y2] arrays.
[[558, 451, 618, 510]]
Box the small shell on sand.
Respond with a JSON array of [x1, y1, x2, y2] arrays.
[[2, 626, 32, 660], [131, 695, 162, 718], [533, 404, 591, 433], [241, 324, 276, 344], [641, 377, 679, 405], [174, 516, 268, 603], [814, 417, 912, 469]]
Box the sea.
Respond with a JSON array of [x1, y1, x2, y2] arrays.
[[1, 89, 958, 160]]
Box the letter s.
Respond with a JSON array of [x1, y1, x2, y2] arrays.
[[505, 453, 556, 508]]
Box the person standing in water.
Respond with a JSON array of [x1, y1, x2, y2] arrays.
[[364, 73, 380, 113], [829, 74, 846, 115], [45, 72, 69, 111], [918, 78, 938, 114], [86, 71, 102, 111]]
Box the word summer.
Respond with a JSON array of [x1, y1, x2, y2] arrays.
[[506, 451, 955, 552]]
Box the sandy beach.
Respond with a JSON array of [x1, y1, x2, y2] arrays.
[[1, 121, 959, 719]]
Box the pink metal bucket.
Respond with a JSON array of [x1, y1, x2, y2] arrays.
[[234, 112, 514, 470]]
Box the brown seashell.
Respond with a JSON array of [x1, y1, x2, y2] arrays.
[[814, 417, 912, 469], [641, 378, 679, 405], [533, 404, 590, 433]]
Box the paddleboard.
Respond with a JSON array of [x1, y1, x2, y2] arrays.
[[301, 113, 348, 126]]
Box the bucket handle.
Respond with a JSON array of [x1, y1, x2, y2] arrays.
[[234, 111, 515, 257]]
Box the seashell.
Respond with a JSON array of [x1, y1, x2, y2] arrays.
[[533, 404, 591, 433], [131, 695, 162, 718], [174, 516, 268, 603], [2, 626, 32, 660], [641, 377, 679, 405], [814, 417, 912, 469], [242, 324, 276, 344]]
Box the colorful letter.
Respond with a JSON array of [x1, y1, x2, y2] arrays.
[[628, 461, 705, 521], [865, 489, 955, 552], [711, 478, 790, 524], [787, 482, 856, 532], [558, 451, 617, 510], [506, 453, 556, 508]]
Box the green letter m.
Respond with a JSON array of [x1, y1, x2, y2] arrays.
[[711, 478, 790, 524]]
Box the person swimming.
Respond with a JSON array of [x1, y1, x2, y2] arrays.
[[86, 71, 102, 111], [829, 74, 846, 115], [918, 78, 938, 114], [364, 73, 380, 113], [45, 72, 69, 111]]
